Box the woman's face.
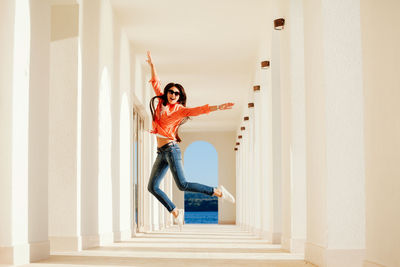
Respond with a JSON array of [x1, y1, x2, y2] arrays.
[[167, 86, 180, 105]]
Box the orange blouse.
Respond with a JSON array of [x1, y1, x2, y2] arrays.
[[149, 76, 211, 141]]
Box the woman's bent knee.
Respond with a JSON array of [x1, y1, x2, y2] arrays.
[[147, 184, 155, 194], [176, 182, 187, 191]]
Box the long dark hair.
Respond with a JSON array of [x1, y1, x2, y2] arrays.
[[149, 82, 190, 142]]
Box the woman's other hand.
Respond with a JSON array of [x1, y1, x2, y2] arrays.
[[219, 103, 234, 110], [146, 51, 153, 66]]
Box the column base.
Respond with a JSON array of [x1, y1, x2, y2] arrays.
[[81, 232, 114, 249], [29, 240, 49, 262], [140, 225, 151, 233], [113, 229, 131, 241], [305, 241, 365, 267], [272, 232, 282, 244], [260, 230, 281, 244], [152, 224, 160, 231], [0, 243, 30, 265], [259, 230, 268, 240], [305, 242, 325, 267], [49, 236, 82, 252], [251, 227, 263, 237], [282, 236, 305, 253], [241, 224, 251, 232]]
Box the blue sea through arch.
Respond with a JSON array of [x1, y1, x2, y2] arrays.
[[183, 141, 218, 224]]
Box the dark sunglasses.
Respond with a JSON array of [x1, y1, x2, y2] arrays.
[[167, 89, 180, 97]]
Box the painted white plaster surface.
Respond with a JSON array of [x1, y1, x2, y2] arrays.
[[361, 1, 400, 266]]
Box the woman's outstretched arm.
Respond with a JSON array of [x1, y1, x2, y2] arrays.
[[177, 103, 235, 118], [146, 51, 163, 96]]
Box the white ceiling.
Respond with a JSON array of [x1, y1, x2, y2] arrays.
[[110, 0, 271, 132]]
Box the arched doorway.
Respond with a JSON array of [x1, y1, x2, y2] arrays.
[[183, 141, 218, 224]]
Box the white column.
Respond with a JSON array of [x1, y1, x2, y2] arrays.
[[48, 4, 82, 252], [143, 131, 152, 232], [259, 71, 274, 241], [269, 29, 283, 244], [0, 0, 30, 264], [111, 20, 132, 242], [115, 93, 132, 240], [237, 124, 244, 230], [238, 132, 246, 228], [252, 90, 263, 235], [116, 28, 133, 240], [275, 0, 307, 253], [0, 0, 16, 261], [238, 133, 244, 227], [246, 116, 252, 231], [235, 143, 240, 225], [79, 0, 113, 248], [242, 119, 250, 230], [288, 0, 307, 253], [79, 0, 100, 248], [247, 109, 256, 232], [304, 0, 365, 266], [279, 7, 293, 254], [28, 0, 51, 261]]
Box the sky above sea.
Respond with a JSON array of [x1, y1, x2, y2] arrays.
[[183, 141, 218, 187]]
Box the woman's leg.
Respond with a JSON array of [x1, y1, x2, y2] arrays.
[[166, 145, 215, 196], [147, 153, 176, 213]]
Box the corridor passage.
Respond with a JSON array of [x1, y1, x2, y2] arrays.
[[23, 225, 312, 267]]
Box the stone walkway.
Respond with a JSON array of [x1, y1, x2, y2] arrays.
[[24, 225, 316, 267]]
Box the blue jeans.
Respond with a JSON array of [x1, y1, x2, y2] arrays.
[[147, 142, 215, 212]]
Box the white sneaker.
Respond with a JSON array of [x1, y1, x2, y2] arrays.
[[174, 209, 184, 231], [219, 185, 235, 203]]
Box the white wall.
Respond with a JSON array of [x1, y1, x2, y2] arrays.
[[175, 131, 237, 224], [361, 1, 400, 266]]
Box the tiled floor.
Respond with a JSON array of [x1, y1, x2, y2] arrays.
[[24, 225, 316, 267]]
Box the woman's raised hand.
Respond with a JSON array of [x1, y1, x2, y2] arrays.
[[147, 51, 158, 80], [219, 102, 235, 110], [146, 51, 153, 66]]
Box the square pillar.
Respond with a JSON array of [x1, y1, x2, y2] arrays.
[[304, 0, 366, 266], [0, 1, 30, 264], [48, 4, 81, 252], [28, 0, 51, 261]]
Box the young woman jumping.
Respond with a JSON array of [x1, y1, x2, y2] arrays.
[[146, 51, 235, 230]]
